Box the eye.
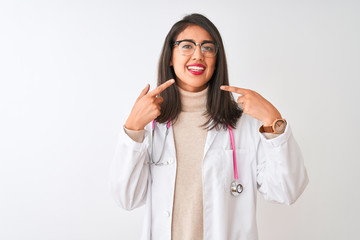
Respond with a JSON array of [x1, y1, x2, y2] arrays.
[[202, 43, 216, 53], [181, 44, 194, 49], [203, 46, 213, 52]]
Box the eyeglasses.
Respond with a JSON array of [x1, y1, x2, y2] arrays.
[[173, 40, 218, 58]]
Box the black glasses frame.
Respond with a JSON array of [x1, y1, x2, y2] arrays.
[[173, 40, 218, 57]]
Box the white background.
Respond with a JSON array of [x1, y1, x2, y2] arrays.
[[1, 0, 359, 239]]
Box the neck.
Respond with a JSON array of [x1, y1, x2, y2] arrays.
[[178, 86, 208, 112]]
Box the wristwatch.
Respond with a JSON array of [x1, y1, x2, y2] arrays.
[[259, 118, 287, 134]]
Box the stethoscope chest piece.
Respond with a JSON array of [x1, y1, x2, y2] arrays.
[[231, 180, 243, 197]]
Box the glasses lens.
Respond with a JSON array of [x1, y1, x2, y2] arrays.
[[201, 43, 217, 57], [178, 41, 195, 56]]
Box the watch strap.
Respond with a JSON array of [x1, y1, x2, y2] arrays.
[[259, 125, 274, 133]]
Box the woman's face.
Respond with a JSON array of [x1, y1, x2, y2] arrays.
[[171, 25, 216, 92]]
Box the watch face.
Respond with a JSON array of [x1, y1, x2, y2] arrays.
[[274, 119, 286, 133]]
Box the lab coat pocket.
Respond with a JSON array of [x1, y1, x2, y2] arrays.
[[223, 149, 250, 192]]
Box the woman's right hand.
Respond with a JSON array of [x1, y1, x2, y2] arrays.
[[124, 79, 175, 131]]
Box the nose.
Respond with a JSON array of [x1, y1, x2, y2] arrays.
[[192, 44, 204, 60]]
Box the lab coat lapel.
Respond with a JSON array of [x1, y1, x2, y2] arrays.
[[203, 124, 219, 157]]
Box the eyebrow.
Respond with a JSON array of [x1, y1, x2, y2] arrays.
[[177, 39, 215, 43]]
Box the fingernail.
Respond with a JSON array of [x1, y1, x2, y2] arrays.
[[220, 86, 225, 90]]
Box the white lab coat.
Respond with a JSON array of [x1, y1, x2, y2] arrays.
[[110, 113, 308, 240]]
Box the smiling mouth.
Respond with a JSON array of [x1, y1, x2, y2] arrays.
[[187, 66, 205, 71]]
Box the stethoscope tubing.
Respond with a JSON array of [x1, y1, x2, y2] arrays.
[[228, 125, 238, 180], [150, 120, 171, 166]]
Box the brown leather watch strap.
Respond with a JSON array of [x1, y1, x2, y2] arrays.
[[259, 125, 274, 133]]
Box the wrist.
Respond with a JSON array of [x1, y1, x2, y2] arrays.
[[125, 119, 145, 131], [262, 116, 281, 126]]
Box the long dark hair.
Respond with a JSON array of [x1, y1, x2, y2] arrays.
[[157, 13, 242, 130]]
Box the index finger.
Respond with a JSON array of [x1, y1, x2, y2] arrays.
[[148, 79, 175, 97], [220, 85, 248, 95]]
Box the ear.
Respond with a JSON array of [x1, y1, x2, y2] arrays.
[[169, 59, 173, 66]]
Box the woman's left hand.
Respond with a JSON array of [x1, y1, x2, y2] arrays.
[[220, 85, 282, 126]]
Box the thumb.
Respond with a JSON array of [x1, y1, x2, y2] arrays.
[[137, 84, 150, 101]]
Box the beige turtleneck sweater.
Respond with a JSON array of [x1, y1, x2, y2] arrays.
[[170, 86, 208, 240]]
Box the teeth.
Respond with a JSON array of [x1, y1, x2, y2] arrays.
[[187, 66, 205, 71]]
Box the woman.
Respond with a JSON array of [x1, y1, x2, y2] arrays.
[[110, 13, 308, 240]]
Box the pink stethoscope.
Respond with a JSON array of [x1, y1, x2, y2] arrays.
[[149, 120, 243, 197]]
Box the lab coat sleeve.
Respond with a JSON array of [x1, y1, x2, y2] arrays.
[[109, 126, 150, 211], [256, 122, 309, 205]]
